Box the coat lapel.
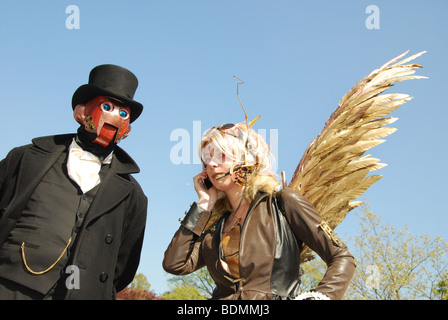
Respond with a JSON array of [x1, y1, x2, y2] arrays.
[[8, 137, 69, 220], [84, 169, 134, 224], [81, 145, 139, 224]]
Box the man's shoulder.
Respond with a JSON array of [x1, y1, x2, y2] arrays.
[[31, 134, 75, 150], [2, 134, 74, 166]]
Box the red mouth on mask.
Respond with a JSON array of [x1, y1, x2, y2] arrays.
[[84, 96, 131, 147], [94, 123, 118, 147]]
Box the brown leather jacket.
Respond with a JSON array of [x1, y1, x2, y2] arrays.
[[163, 187, 355, 300]]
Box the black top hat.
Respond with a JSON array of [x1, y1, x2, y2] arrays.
[[72, 64, 143, 123]]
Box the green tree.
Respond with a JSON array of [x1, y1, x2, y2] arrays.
[[300, 258, 326, 292], [162, 285, 207, 300], [434, 271, 448, 300], [130, 273, 151, 291], [163, 268, 214, 300], [116, 273, 163, 300], [345, 205, 448, 300]]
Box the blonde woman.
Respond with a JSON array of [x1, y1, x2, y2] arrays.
[[163, 122, 355, 300]]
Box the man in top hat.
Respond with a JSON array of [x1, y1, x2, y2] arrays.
[[0, 65, 148, 299]]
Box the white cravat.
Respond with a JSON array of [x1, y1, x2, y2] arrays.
[[67, 139, 113, 193]]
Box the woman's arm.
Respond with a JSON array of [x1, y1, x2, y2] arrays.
[[163, 170, 217, 275], [277, 187, 356, 300], [162, 202, 211, 275]]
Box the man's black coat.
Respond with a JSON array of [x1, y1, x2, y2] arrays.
[[0, 134, 148, 299]]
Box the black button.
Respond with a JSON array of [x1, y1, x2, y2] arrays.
[[82, 194, 88, 200], [99, 272, 108, 283], [105, 234, 113, 244]]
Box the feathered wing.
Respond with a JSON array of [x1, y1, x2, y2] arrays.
[[287, 51, 426, 262]]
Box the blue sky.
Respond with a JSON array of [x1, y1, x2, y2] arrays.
[[0, 1, 446, 295]]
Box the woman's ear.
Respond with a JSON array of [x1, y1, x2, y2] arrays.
[[73, 104, 86, 125]]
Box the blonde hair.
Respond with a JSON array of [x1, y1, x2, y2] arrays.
[[200, 122, 281, 222]]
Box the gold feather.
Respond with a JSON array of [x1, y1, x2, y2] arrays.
[[249, 115, 261, 127], [288, 51, 426, 262]]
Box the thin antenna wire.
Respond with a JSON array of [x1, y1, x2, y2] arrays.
[[233, 75, 249, 127], [233, 75, 254, 169]]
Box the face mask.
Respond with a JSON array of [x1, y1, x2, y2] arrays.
[[83, 96, 131, 147]]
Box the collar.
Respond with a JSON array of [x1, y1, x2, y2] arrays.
[[69, 138, 113, 165], [31, 134, 140, 174]]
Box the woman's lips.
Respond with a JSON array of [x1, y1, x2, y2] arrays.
[[211, 172, 226, 180]]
